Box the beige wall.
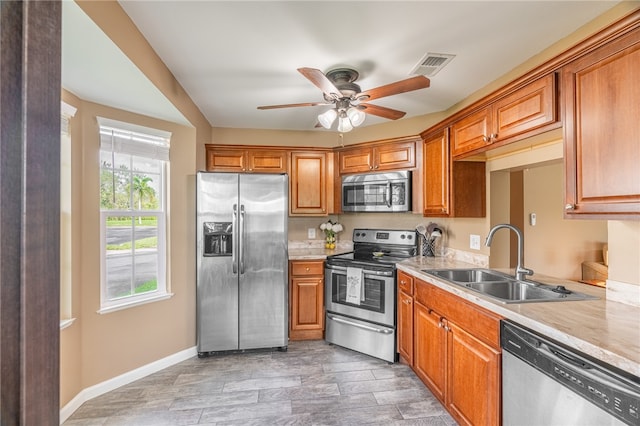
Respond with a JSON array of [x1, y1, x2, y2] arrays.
[[523, 163, 608, 280], [59, 93, 197, 405]]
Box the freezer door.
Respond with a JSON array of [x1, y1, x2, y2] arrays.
[[196, 172, 239, 352], [238, 174, 288, 349]]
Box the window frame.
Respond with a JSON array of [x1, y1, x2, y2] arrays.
[[97, 119, 172, 314]]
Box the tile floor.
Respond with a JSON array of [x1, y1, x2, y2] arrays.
[[63, 340, 456, 425]]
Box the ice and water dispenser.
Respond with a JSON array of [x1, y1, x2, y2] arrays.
[[203, 222, 232, 256]]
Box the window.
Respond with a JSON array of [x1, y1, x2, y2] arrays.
[[98, 118, 171, 312]]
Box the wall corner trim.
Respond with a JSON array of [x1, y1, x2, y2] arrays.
[[59, 346, 197, 424]]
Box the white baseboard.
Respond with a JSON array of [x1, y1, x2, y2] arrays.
[[60, 346, 197, 424]]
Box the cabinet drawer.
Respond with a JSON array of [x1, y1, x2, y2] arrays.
[[398, 271, 414, 294], [291, 261, 324, 276]]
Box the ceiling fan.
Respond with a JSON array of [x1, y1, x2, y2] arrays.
[[257, 67, 430, 132]]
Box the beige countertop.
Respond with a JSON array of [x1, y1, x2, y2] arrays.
[[288, 240, 352, 260], [397, 256, 640, 377]]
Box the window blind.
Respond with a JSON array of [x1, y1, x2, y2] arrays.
[[98, 117, 171, 161]]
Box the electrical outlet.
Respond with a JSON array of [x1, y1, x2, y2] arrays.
[[470, 234, 481, 250], [308, 228, 316, 239]]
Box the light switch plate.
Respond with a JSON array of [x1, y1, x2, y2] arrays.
[[470, 234, 481, 250], [308, 228, 316, 239]]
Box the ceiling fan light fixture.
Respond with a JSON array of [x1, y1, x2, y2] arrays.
[[337, 116, 353, 133], [318, 108, 337, 129], [347, 107, 366, 127]]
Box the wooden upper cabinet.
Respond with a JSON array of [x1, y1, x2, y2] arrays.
[[338, 138, 417, 174], [423, 128, 450, 216], [494, 73, 556, 141], [374, 141, 416, 171], [247, 149, 287, 173], [451, 73, 558, 158], [290, 151, 328, 216], [338, 146, 373, 174], [206, 147, 245, 172], [450, 108, 492, 159], [562, 27, 640, 218], [205, 145, 287, 173], [422, 128, 486, 218]]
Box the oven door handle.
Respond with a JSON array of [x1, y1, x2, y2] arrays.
[[325, 264, 394, 277], [327, 314, 393, 335]]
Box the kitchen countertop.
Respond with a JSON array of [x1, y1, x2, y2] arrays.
[[288, 241, 353, 260], [397, 256, 640, 377]]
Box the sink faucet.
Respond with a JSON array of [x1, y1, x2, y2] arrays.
[[485, 224, 534, 281]]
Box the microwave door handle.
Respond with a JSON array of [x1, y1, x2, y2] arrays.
[[232, 204, 238, 274], [386, 182, 392, 207]]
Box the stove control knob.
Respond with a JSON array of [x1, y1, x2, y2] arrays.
[[407, 234, 413, 240], [401, 234, 406, 239]]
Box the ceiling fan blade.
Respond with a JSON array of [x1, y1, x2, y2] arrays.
[[360, 103, 406, 120], [358, 75, 430, 102], [298, 67, 342, 99], [257, 101, 329, 110]]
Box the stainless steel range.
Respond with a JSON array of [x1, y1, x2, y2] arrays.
[[324, 228, 418, 362]]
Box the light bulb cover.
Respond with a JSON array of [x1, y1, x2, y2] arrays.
[[318, 109, 337, 129], [337, 116, 353, 133], [347, 107, 366, 127]]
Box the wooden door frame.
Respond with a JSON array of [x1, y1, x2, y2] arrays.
[[1, 1, 61, 424]]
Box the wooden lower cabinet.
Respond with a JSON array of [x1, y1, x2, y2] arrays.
[[289, 260, 324, 340], [447, 322, 501, 426], [397, 271, 415, 365], [409, 275, 502, 425]]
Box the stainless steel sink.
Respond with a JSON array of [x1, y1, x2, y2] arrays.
[[425, 268, 510, 283], [422, 268, 597, 304]]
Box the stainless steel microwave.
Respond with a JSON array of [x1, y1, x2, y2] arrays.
[[341, 170, 411, 212]]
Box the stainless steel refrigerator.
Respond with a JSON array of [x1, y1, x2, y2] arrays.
[[196, 172, 288, 355]]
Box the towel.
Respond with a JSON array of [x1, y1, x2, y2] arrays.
[[346, 267, 363, 305]]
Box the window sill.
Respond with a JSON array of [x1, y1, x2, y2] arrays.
[[60, 318, 76, 330], [97, 293, 174, 315]]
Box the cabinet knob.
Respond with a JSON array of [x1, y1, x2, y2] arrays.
[[482, 135, 489, 143], [565, 203, 575, 211], [443, 325, 451, 332], [490, 133, 498, 141], [403, 299, 411, 305], [305, 267, 310, 272], [374, 165, 379, 169]]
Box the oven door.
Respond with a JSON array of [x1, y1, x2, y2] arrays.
[[324, 264, 395, 326]]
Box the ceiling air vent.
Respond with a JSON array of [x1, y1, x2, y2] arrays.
[[410, 53, 455, 77]]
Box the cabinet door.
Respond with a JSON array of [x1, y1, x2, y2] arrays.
[[247, 150, 287, 173], [290, 152, 327, 215], [339, 147, 373, 174], [446, 322, 501, 426], [563, 29, 640, 217], [423, 129, 450, 216], [290, 276, 324, 332], [206, 148, 245, 172], [413, 302, 446, 402], [373, 141, 416, 171], [451, 108, 492, 158], [494, 73, 557, 141], [397, 290, 414, 365]]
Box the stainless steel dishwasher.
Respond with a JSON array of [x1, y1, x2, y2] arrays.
[[501, 320, 640, 425]]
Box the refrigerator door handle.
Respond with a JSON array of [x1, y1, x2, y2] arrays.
[[232, 204, 238, 274], [239, 204, 246, 275]]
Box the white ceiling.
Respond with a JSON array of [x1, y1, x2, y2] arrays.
[[61, 1, 621, 131]]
